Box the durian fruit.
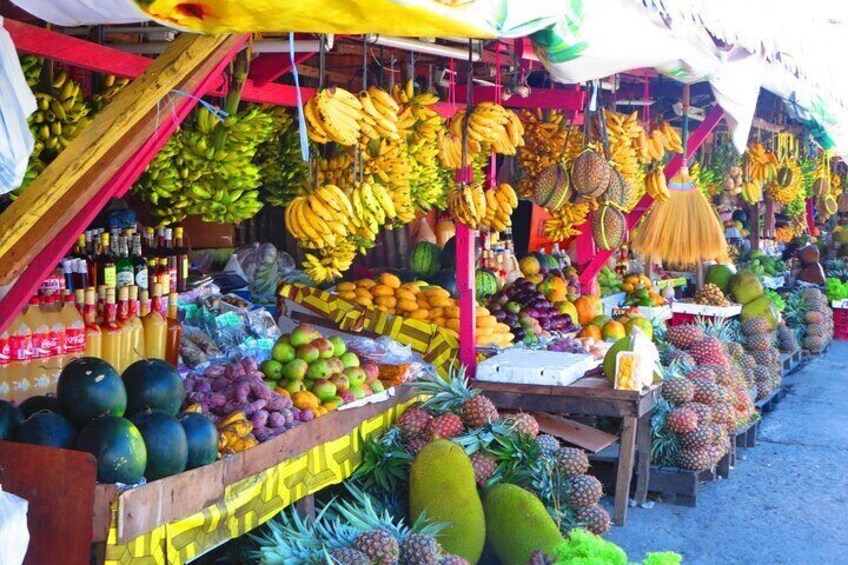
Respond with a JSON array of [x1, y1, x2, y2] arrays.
[[483, 483, 564, 565], [409, 440, 485, 564]]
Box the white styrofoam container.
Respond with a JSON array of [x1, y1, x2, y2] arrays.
[[475, 349, 600, 386], [671, 302, 742, 317]]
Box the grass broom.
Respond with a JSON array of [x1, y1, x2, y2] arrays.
[[631, 85, 728, 265]]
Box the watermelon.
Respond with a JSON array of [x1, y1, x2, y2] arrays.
[[476, 269, 499, 299], [132, 409, 188, 481], [430, 270, 458, 298], [19, 395, 60, 418], [0, 400, 24, 440], [179, 413, 219, 470], [411, 242, 442, 278], [76, 416, 147, 484], [14, 411, 77, 449], [58, 357, 127, 427], [122, 359, 186, 417]]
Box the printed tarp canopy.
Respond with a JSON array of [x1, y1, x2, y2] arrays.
[[5, 0, 848, 191]]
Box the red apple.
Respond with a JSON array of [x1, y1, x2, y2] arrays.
[[339, 390, 356, 403], [361, 363, 380, 384], [329, 373, 350, 392], [312, 338, 335, 359]]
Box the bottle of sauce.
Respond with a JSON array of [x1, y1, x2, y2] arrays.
[[116, 286, 132, 372], [139, 289, 151, 318], [62, 291, 86, 364], [100, 288, 122, 370], [132, 235, 148, 292], [165, 292, 182, 367], [116, 236, 134, 288], [97, 232, 117, 289], [174, 227, 189, 292], [128, 285, 145, 363], [83, 288, 102, 359], [143, 284, 167, 360]]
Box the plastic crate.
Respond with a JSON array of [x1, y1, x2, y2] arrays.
[[834, 307, 848, 340]]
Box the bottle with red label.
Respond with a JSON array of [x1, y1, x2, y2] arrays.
[[62, 291, 86, 364], [5, 312, 30, 403], [23, 296, 50, 395], [0, 325, 9, 401]]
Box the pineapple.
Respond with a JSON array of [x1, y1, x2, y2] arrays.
[[681, 402, 713, 425], [661, 377, 695, 405], [555, 447, 590, 477], [412, 367, 499, 428], [536, 434, 560, 456], [689, 337, 729, 366], [691, 378, 724, 405], [686, 367, 716, 382], [666, 349, 696, 367], [574, 504, 612, 535], [425, 414, 464, 440], [461, 395, 500, 428], [665, 407, 699, 434], [507, 412, 539, 438], [678, 425, 712, 449], [726, 341, 744, 359], [675, 448, 712, 470], [755, 379, 772, 401], [805, 311, 824, 325], [745, 332, 774, 351], [396, 405, 433, 440], [405, 436, 430, 455], [565, 474, 603, 509], [469, 451, 497, 487], [738, 353, 757, 370], [352, 531, 400, 565], [329, 548, 372, 565], [399, 533, 441, 565], [667, 324, 706, 349], [710, 402, 737, 430], [741, 317, 771, 336]]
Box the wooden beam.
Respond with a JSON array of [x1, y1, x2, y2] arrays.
[[576, 105, 726, 287], [0, 33, 246, 292]]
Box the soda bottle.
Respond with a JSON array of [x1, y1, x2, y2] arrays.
[[83, 288, 102, 359], [61, 291, 86, 364]]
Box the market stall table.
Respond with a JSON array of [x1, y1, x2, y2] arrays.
[[474, 374, 661, 525]]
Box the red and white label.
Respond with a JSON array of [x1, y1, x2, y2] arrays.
[[0, 336, 9, 364], [46, 330, 66, 356], [30, 331, 49, 358], [9, 335, 30, 360], [65, 328, 86, 353]]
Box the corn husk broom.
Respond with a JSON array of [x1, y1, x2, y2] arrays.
[[631, 85, 727, 264]]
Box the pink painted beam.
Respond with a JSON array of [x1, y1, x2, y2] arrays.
[[455, 223, 477, 375], [249, 52, 315, 87], [576, 105, 726, 287], [452, 84, 584, 112], [0, 42, 244, 336]]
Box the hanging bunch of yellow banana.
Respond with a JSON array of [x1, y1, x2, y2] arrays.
[[764, 159, 803, 205], [543, 201, 592, 240], [316, 150, 356, 189], [357, 86, 401, 141], [636, 121, 683, 164], [285, 184, 353, 250], [439, 102, 524, 169], [740, 179, 763, 204], [438, 133, 482, 170], [516, 109, 583, 198], [304, 87, 364, 146], [645, 166, 670, 203], [481, 183, 518, 232], [302, 240, 358, 284], [448, 181, 487, 229], [29, 70, 90, 157], [19, 56, 42, 88], [255, 107, 309, 207], [747, 143, 778, 183], [604, 110, 645, 209]]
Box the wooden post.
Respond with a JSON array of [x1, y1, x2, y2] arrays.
[[750, 202, 761, 251], [456, 223, 477, 373], [764, 199, 776, 239]]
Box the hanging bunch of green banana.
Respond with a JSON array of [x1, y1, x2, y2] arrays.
[[132, 134, 190, 225], [19, 56, 43, 88], [254, 107, 309, 207]]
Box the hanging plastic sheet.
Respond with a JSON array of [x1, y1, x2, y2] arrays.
[[0, 17, 37, 195], [9, 0, 145, 26]]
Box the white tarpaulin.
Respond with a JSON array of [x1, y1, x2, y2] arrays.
[[9, 0, 145, 26], [0, 16, 36, 194]]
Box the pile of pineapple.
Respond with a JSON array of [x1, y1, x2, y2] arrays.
[[783, 287, 834, 354]]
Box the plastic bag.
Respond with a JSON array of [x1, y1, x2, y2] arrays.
[[0, 486, 29, 565], [0, 18, 37, 194]]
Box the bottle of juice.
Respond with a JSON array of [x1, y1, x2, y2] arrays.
[[5, 312, 30, 403], [165, 292, 183, 367], [23, 296, 50, 393], [116, 286, 132, 372], [143, 284, 167, 360], [62, 291, 86, 364], [100, 288, 122, 370], [41, 293, 66, 383], [139, 289, 151, 317], [74, 288, 85, 316], [128, 285, 145, 363], [83, 288, 102, 359]]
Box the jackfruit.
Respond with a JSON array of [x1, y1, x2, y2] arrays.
[[483, 483, 564, 565], [409, 440, 485, 563]]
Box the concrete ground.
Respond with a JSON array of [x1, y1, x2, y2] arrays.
[[606, 341, 848, 564]]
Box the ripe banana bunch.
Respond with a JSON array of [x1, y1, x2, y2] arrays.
[[645, 167, 670, 203], [89, 75, 131, 112], [255, 108, 308, 207], [740, 180, 763, 204], [448, 103, 524, 155], [438, 133, 482, 169], [764, 160, 802, 205], [305, 87, 363, 146], [605, 110, 642, 193], [481, 183, 519, 232], [285, 184, 353, 249], [358, 86, 400, 141], [363, 138, 413, 192], [316, 151, 355, 189], [302, 240, 358, 284], [29, 71, 90, 155], [517, 109, 583, 197], [448, 181, 487, 229], [343, 182, 398, 249], [747, 143, 778, 183], [543, 202, 591, 241]]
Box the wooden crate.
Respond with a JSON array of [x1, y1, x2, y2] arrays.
[[646, 454, 731, 507], [755, 386, 785, 414]]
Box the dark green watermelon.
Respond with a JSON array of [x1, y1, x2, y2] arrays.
[[430, 269, 458, 298], [76, 416, 147, 484], [18, 395, 60, 418], [131, 408, 188, 481], [476, 269, 499, 299], [0, 400, 24, 440], [410, 242, 443, 278], [58, 357, 127, 427], [441, 237, 457, 269], [122, 359, 186, 417], [14, 411, 77, 449], [179, 413, 218, 470]]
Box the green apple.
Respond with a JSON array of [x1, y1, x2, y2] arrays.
[[329, 335, 346, 357], [272, 341, 296, 363], [260, 359, 283, 381]]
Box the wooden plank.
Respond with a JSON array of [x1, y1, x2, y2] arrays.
[[0, 33, 246, 286], [613, 417, 638, 525], [481, 389, 638, 418], [634, 413, 652, 505], [113, 390, 411, 542], [532, 411, 617, 453], [0, 442, 97, 565]]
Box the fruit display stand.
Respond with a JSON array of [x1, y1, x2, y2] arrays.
[[601, 292, 627, 316], [0, 388, 418, 565], [474, 374, 661, 525], [669, 302, 742, 326]]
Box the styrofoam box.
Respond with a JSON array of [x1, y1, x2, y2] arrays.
[[475, 349, 600, 386], [671, 302, 742, 317]]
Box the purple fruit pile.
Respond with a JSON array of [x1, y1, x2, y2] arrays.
[[487, 278, 579, 345]]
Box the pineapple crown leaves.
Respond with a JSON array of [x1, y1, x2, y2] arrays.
[[650, 398, 680, 467], [332, 484, 448, 541], [351, 429, 413, 495], [694, 315, 740, 343], [663, 357, 694, 380], [411, 363, 478, 415]]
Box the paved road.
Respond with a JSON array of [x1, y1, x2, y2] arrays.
[[606, 342, 848, 564]]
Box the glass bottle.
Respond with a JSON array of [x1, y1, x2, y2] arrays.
[[82, 288, 102, 359], [165, 293, 182, 367], [143, 284, 167, 360], [100, 288, 122, 370]]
